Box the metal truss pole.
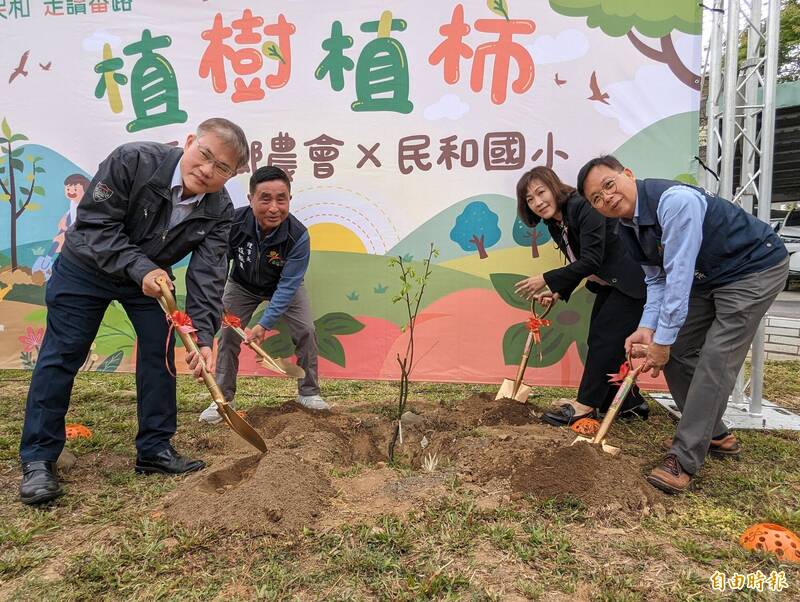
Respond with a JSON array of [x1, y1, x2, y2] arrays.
[[750, 0, 782, 413], [714, 0, 781, 419], [703, 0, 725, 192]]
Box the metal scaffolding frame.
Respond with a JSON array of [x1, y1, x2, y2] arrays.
[[702, 0, 782, 423]]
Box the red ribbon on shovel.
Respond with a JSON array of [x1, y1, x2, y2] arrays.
[[165, 310, 197, 377], [607, 361, 630, 384], [526, 312, 551, 362], [222, 311, 242, 330]]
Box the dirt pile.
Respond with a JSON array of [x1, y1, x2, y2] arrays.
[[161, 396, 662, 534], [508, 441, 660, 510], [162, 451, 334, 535]]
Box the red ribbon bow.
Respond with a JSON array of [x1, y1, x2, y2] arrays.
[[222, 311, 242, 330], [526, 315, 551, 345], [164, 311, 197, 376], [608, 361, 630, 384]]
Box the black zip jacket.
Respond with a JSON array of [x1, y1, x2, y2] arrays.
[[542, 192, 646, 301], [62, 142, 233, 346]]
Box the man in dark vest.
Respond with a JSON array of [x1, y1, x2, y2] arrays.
[[577, 155, 788, 494], [199, 166, 326, 424]]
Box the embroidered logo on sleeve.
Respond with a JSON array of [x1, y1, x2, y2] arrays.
[[93, 182, 114, 202]]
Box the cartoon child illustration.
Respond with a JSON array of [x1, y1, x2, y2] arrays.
[[32, 174, 90, 280]]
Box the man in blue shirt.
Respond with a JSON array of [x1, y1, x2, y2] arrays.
[[578, 155, 788, 494], [199, 166, 327, 424]]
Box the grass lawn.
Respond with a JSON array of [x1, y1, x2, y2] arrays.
[[1, 363, 799, 601]]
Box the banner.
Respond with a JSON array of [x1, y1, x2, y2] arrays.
[[0, 0, 700, 386]]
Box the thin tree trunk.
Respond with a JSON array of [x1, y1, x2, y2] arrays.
[[7, 140, 18, 270], [471, 234, 488, 259]]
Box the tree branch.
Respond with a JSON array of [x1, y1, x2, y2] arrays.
[[15, 170, 36, 219], [626, 31, 701, 91]]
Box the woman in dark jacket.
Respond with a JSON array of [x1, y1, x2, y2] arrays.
[[514, 166, 649, 426]]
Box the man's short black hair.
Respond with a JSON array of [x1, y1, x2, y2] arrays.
[[249, 166, 291, 194], [576, 155, 624, 196]]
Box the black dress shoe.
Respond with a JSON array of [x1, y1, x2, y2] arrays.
[[135, 445, 205, 475], [20, 461, 64, 506], [542, 403, 596, 427]]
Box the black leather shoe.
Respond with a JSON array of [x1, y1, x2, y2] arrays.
[[619, 399, 650, 421], [135, 446, 205, 475], [20, 461, 64, 506], [542, 403, 596, 427]]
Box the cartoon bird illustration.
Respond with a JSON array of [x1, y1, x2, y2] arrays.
[[9, 50, 30, 84], [587, 71, 609, 104], [554, 72, 567, 86], [39, 62, 52, 71]]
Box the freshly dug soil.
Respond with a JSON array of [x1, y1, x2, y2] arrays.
[[161, 397, 663, 534], [508, 441, 660, 510], [162, 450, 334, 535]]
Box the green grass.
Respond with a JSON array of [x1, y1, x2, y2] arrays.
[[1, 367, 799, 600]]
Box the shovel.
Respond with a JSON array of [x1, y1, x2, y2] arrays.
[[156, 277, 268, 454], [571, 352, 644, 456], [496, 299, 553, 403], [222, 312, 306, 379]]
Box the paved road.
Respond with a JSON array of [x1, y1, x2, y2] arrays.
[[770, 288, 800, 318]]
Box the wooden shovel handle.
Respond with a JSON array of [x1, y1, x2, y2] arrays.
[[592, 361, 645, 445], [155, 277, 225, 403], [509, 299, 553, 398]]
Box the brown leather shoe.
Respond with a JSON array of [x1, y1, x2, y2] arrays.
[[661, 433, 741, 457], [646, 454, 692, 494]]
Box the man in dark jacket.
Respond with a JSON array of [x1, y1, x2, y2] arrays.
[[199, 166, 326, 425], [19, 118, 249, 505], [578, 155, 789, 494]]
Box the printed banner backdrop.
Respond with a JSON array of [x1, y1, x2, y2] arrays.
[[1, 0, 700, 388]]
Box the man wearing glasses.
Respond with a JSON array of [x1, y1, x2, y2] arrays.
[[19, 118, 249, 505], [577, 155, 788, 494]]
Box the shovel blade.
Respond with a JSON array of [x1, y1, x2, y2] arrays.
[[271, 357, 306, 379], [216, 401, 268, 453], [570, 435, 621, 456], [495, 379, 531, 402], [571, 435, 593, 446]]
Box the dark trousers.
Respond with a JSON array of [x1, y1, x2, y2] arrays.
[[577, 286, 645, 411], [20, 256, 177, 462]]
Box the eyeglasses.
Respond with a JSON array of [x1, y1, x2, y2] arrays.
[[588, 175, 619, 208], [196, 141, 236, 178]]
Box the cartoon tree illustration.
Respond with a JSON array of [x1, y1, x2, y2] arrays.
[[549, 0, 701, 90], [512, 217, 552, 258], [449, 201, 501, 259], [0, 118, 46, 271]]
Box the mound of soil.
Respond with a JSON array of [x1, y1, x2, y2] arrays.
[[508, 442, 660, 510], [161, 398, 662, 534], [479, 399, 537, 426], [163, 450, 334, 535]]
